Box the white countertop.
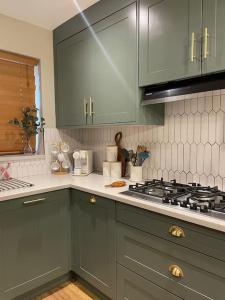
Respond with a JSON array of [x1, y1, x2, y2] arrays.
[[1, 173, 225, 233]]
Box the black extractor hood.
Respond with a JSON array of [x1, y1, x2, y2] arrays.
[[142, 72, 225, 105]]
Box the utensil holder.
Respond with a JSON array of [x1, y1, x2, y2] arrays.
[[130, 166, 143, 182]]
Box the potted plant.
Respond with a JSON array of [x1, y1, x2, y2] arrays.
[[9, 106, 45, 154]]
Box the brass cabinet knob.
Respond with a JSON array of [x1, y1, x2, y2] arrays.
[[169, 225, 185, 238], [89, 196, 96, 204], [169, 265, 184, 278]]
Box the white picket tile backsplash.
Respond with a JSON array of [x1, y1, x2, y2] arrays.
[[80, 90, 225, 190]]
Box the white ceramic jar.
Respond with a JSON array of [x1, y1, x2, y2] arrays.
[[106, 145, 118, 162], [110, 161, 121, 179], [103, 161, 111, 177]]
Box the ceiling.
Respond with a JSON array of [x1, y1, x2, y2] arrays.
[[0, 0, 100, 30]]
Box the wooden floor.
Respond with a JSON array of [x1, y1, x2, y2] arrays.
[[34, 281, 101, 300]]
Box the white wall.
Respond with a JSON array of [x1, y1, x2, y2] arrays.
[[0, 13, 55, 127]]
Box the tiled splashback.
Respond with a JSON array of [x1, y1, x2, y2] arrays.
[[80, 90, 225, 191], [1, 89, 225, 191]]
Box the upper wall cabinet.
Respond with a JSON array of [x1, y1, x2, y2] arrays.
[[56, 29, 93, 127], [54, 0, 165, 128], [56, 4, 137, 127], [139, 0, 202, 87], [88, 4, 137, 125], [202, 0, 225, 75]]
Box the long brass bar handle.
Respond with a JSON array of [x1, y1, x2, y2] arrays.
[[191, 32, 196, 62], [23, 198, 46, 206], [84, 98, 88, 116], [89, 97, 95, 117], [203, 27, 209, 59]]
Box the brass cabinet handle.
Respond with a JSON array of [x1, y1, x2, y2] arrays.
[[84, 97, 88, 116], [23, 198, 46, 206], [89, 97, 95, 117], [203, 27, 209, 59], [89, 196, 96, 204], [191, 32, 196, 62], [169, 265, 184, 278], [169, 225, 185, 238]]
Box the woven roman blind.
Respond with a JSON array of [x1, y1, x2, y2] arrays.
[[0, 50, 39, 154]]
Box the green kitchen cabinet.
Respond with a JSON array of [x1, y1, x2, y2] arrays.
[[139, 0, 202, 86], [117, 265, 182, 300], [54, 1, 165, 127], [71, 190, 116, 299], [202, 0, 225, 74], [0, 190, 70, 300], [55, 29, 94, 127], [89, 3, 137, 125]]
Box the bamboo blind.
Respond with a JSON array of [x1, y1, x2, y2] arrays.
[[0, 50, 39, 154]]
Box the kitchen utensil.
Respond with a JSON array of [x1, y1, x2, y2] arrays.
[[105, 181, 126, 188], [137, 151, 150, 166], [115, 132, 126, 177], [131, 152, 138, 166]]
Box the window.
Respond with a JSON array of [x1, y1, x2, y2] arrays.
[[0, 50, 40, 155]]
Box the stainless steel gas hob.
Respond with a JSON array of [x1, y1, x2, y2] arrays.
[[121, 178, 225, 221]]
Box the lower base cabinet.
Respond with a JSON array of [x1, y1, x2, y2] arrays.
[[0, 190, 70, 300], [71, 190, 116, 300], [117, 264, 182, 300]]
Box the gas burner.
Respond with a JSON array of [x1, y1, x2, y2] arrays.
[[122, 178, 225, 219]]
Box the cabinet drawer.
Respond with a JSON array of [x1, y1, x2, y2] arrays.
[[116, 203, 225, 261], [117, 264, 182, 300], [117, 222, 225, 300]]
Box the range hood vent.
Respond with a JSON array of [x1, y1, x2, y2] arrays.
[[142, 72, 225, 105]]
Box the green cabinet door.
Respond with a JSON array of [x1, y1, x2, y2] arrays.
[[117, 265, 182, 300], [0, 190, 70, 300], [71, 190, 116, 299], [90, 3, 137, 125], [202, 0, 225, 74], [139, 0, 202, 86], [55, 29, 94, 127]]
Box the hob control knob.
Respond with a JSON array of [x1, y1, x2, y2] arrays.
[[171, 199, 178, 205], [190, 203, 197, 210], [200, 205, 208, 213], [162, 197, 170, 204]]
